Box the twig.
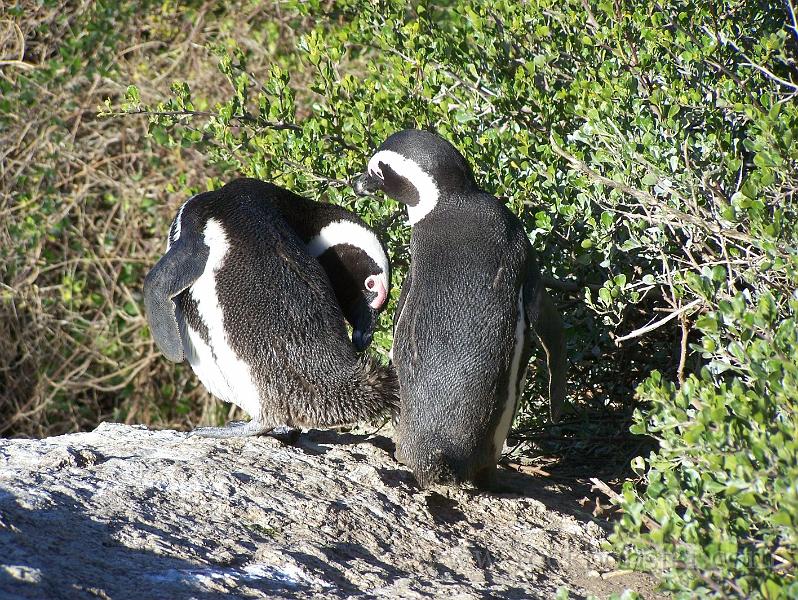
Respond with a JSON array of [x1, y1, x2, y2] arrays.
[[678, 312, 689, 384], [0, 59, 35, 70], [788, 0, 798, 44], [600, 569, 634, 579], [123, 107, 299, 129], [709, 26, 798, 91], [580, 0, 599, 29], [614, 299, 702, 344], [507, 462, 551, 477], [549, 135, 770, 249], [117, 108, 360, 152], [0, 20, 36, 71], [590, 477, 624, 502], [542, 275, 602, 292], [281, 157, 350, 187]]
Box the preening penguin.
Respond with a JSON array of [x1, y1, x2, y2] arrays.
[[354, 129, 567, 488], [143, 179, 396, 437]]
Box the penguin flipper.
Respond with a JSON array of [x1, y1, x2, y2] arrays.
[[389, 268, 413, 362], [524, 271, 568, 423], [143, 239, 209, 362]]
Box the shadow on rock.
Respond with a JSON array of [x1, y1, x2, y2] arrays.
[[0, 489, 324, 600], [293, 429, 395, 458], [424, 492, 466, 525]]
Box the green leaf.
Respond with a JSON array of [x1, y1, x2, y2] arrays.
[[641, 172, 659, 186]]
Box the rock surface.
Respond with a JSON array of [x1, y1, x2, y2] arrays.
[[0, 423, 658, 599]]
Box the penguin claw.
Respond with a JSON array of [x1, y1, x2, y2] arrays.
[[189, 420, 272, 438]]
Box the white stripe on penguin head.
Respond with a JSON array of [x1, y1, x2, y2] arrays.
[[306, 220, 390, 279], [367, 150, 439, 226]]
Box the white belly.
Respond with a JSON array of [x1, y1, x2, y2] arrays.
[[182, 219, 262, 419], [182, 322, 236, 406]]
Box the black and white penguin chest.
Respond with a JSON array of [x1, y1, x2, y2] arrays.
[[166, 199, 296, 419], [144, 178, 398, 438]]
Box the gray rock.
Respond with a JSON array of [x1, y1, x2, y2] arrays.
[[0, 423, 657, 599]]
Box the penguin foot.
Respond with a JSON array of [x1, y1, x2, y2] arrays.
[[189, 420, 272, 438], [267, 425, 301, 444]]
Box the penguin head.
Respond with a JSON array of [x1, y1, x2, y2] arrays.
[[353, 129, 477, 225], [344, 251, 389, 352], [314, 240, 389, 352]]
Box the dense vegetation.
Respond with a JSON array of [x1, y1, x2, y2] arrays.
[[3, 1, 796, 597]]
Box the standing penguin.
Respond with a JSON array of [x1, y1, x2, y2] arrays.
[[144, 178, 396, 437], [353, 130, 567, 488]]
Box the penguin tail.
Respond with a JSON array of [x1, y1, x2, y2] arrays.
[[350, 354, 399, 421], [313, 355, 397, 428], [413, 450, 460, 489]]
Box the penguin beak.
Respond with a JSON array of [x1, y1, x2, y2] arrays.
[[352, 172, 383, 196], [352, 327, 373, 352], [350, 303, 377, 352]]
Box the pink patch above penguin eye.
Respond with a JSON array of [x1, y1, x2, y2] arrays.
[[365, 274, 388, 309]]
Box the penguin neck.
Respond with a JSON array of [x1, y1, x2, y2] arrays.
[[405, 188, 477, 228], [404, 192, 439, 226]]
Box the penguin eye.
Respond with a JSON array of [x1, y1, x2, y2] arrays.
[[365, 274, 388, 310]]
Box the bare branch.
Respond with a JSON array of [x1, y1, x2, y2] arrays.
[[121, 107, 299, 129], [542, 275, 603, 292], [614, 299, 703, 345], [786, 0, 798, 44], [707, 26, 798, 91], [678, 313, 690, 385], [580, 0, 599, 29], [0, 20, 36, 74], [590, 478, 660, 530]]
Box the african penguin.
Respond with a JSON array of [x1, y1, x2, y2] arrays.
[[353, 129, 567, 489], [144, 178, 396, 437]]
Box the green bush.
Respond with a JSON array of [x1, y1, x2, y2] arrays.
[[114, 0, 798, 595], [614, 292, 798, 597]]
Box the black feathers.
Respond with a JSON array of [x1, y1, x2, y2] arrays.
[[357, 129, 568, 489]]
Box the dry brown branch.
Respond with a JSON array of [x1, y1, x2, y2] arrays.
[[590, 477, 660, 530], [0, 19, 36, 72], [1, 1, 313, 437]]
